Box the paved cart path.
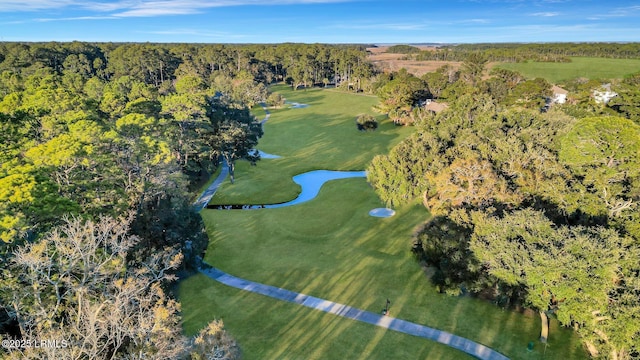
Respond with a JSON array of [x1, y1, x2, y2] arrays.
[[200, 265, 510, 360], [193, 159, 230, 211], [193, 103, 272, 210]]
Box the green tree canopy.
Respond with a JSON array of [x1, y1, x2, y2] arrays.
[[559, 116, 640, 217], [471, 209, 624, 345]]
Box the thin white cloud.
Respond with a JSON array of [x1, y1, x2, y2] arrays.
[[142, 28, 248, 38], [609, 5, 640, 17], [327, 17, 490, 31], [81, 1, 138, 12], [113, 0, 354, 17], [34, 16, 117, 22], [455, 19, 490, 24], [465, 0, 569, 3], [497, 23, 595, 34], [530, 12, 560, 17], [328, 22, 428, 31], [0, 0, 78, 11], [466, 0, 525, 3], [588, 5, 640, 20], [115, 7, 201, 17], [0, 0, 356, 16]]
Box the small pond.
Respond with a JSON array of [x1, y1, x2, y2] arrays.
[[207, 170, 366, 209]]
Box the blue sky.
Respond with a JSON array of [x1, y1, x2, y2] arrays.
[[1, 0, 640, 43]]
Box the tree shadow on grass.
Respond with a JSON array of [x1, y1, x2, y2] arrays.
[[178, 272, 476, 359]]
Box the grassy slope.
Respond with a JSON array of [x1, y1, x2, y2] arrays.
[[495, 57, 640, 83], [179, 86, 586, 359]]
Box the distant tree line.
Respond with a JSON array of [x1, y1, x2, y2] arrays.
[[384, 44, 422, 54], [410, 42, 640, 63], [0, 42, 372, 94]]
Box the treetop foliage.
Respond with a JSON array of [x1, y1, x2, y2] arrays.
[[4, 41, 387, 358], [368, 62, 640, 357]]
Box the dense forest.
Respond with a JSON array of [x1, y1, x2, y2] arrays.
[[0, 41, 371, 359], [1, 40, 640, 359], [367, 53, 640, 359]]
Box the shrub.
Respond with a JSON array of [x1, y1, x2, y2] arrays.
[[355, 114, 378, 131], [267, 92, 285, 108]]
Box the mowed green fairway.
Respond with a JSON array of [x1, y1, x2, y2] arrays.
[[179, 86, 587, 359], [210, 85, 410, 205], [495, 57, 640, 83]]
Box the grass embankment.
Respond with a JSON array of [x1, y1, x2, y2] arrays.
[[494, 57, 640, 83], [179, 86, 586, 359], [251, 103, 267, 121]]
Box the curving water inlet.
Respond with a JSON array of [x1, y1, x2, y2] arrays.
[[264, 170, 366, 208]]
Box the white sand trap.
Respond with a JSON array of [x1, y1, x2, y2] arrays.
[[257, 150, 281, 159], [287, 101, 309, 108], [369, 208, 396, 218]]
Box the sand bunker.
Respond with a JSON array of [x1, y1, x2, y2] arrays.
[[287, 101, 309, 109], [368, 208, 396, 218]]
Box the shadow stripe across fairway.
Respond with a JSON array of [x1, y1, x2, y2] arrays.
[[200, 265, 510, 360]]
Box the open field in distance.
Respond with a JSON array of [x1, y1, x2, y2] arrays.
[[369, 46, 640, 83], [493, 57, 640, 83], [367, 46, 462, 76]]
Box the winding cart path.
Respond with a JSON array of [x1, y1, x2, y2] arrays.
[[193, 103, 272, 210], [200, 265, 509, 360], [193, 101, 510, 360]]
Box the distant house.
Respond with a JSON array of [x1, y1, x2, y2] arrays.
[[424, 99, 448, 113], [593, 84, 618, 104], [550, 85, 568, 104]]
